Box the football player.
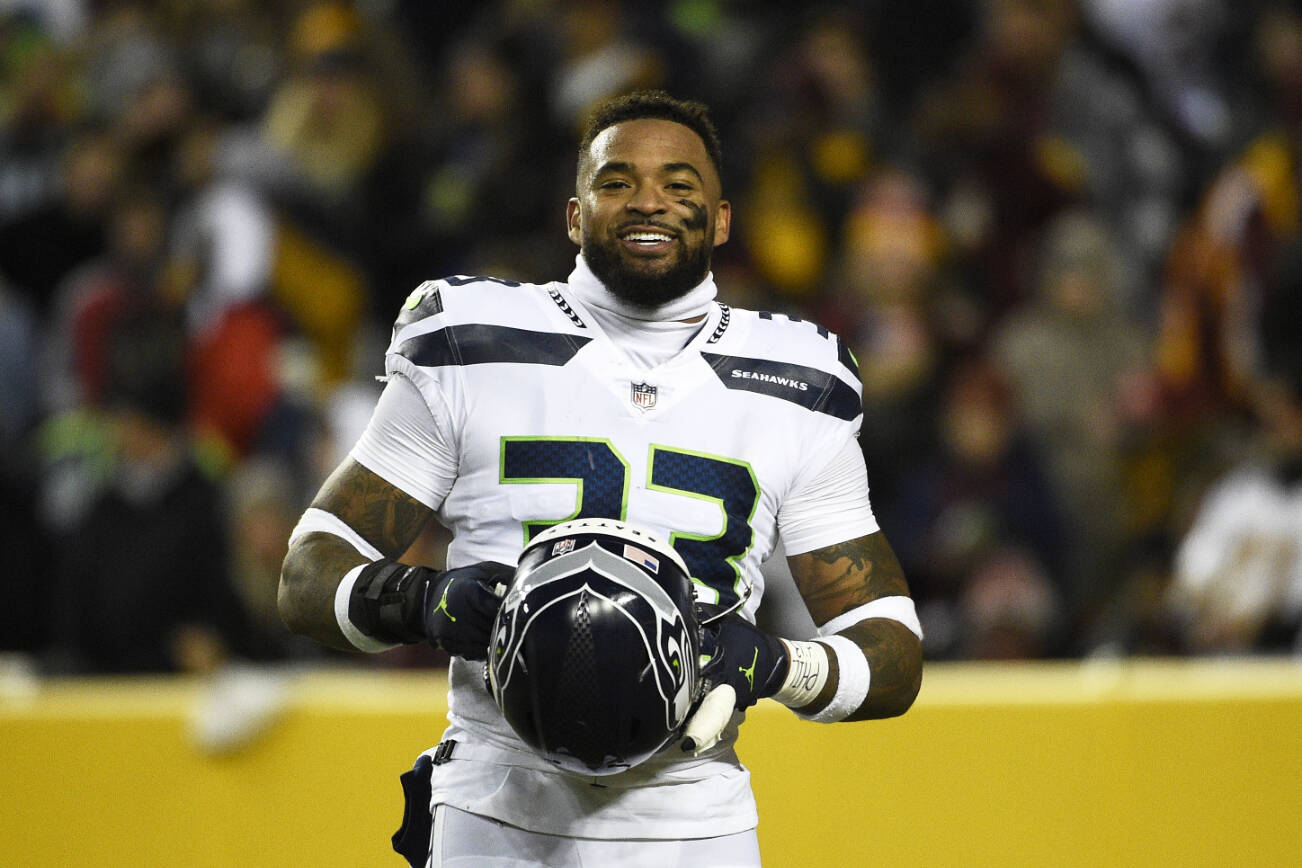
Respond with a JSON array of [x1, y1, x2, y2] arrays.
[[280, 90, 923, 867]]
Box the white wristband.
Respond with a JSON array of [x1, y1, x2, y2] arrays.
[[334, 563, 401, 653], [772, 639, 830, 709], [795, 634, 870, 723]]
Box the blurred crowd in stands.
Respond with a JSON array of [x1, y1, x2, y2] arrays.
[[2, 0, 1301, 677]]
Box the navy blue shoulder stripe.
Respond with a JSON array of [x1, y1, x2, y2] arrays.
[[398, 324, 591, 368], [700, 353, 861, 420]]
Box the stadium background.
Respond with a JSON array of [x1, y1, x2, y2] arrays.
[[2, 0, 1301, 864]]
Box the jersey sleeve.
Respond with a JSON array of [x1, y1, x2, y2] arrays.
[[711, 309, 874, 554], [349, 372, 458, 509], [777, 437, 879, 554]]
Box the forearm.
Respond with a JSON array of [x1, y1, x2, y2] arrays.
[[279, 532, 371, 651], [784, 532, 923, 722], [278, 458, 433, 651], [834, 618, 922, 721], [766, 616, 921, 721]]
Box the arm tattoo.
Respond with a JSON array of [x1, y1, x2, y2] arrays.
[[310, 459, 431, 559], [788, 532, 910, 627], [841, 620, 922, 720], [279, 459, 433, 649], [787, 532, 922, 720]]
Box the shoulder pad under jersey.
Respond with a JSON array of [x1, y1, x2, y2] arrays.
[[391, 274, 529, 334], [699, 308, 862, 421]]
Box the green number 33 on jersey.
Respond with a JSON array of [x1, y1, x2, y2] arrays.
[[500, 437, 759, 608]]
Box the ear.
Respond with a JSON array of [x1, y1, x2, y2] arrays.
[[712, 200, 731, 247], [566, 198, 582, 246]]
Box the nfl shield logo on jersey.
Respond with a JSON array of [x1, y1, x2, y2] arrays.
[[631, 382, 658, 410]]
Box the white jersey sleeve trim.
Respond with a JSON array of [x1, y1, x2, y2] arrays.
[[777, 438, 878, 555], [349, 371, 457, 510]]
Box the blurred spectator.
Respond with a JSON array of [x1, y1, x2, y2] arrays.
[[2, 0, 1297, 666], [249, 0, 440, 312], [912, 0, 1204, 325], [417, 34, 571, 282], [549, 0, 665, 129], [47, 310, 251, 674], [166, 117, 289, 459], [991, 210, 1152, 608], [260, 2, 386, 208], [0, 128, 119, 319], [0, 277, 47, 655], [821, 168, 975, 514], [78, 2, 177, 126], [159, 0, 283, 123], [1163, 269, 1302, 654], [44, 183, 173, 413], [0, 278, 39, 444], [735, 9, 892, 303], [889, 356, 1072, 659], [0, 11, 79, 267], [911, 0, 1088, 322], [1081, 0, 1249, 180], [958, 547, 1065, 660], [1154, 4, 1302, 425], [168, 117, 277, 335], [223, 456, 326, 660], [0, 457, 48, 654]]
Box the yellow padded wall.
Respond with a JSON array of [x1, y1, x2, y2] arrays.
[[2, 661, 1300, 867]]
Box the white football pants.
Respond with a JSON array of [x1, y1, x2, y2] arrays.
[[426, 804, 762, 867]]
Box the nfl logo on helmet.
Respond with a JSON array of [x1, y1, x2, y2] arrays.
[[631, 382, 657, 410]]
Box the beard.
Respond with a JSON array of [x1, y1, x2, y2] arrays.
[[582, 227, 713, 310]]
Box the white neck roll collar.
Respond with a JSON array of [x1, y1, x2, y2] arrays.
[[568, 253, 717, 323]]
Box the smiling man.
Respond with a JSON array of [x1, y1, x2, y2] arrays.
[[280, 91, 922, 867], [569, 112, 730, 308]]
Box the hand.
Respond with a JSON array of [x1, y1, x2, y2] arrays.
[[422, 562, 514, 660], [697, 613, 790, 710], [680, 614, 790, 755]]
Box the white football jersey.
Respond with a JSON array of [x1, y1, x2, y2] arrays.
[[375, 271, 869, 839]]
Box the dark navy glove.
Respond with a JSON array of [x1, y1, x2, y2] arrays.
[[422, 562, 514, 660], [698, 612, 790, 710]]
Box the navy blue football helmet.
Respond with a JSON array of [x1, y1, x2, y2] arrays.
[[487, 518, 703, 776]]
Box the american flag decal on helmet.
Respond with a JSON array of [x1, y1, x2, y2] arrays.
[[623, 544, 659, 573], [631, 382, 657, 410]]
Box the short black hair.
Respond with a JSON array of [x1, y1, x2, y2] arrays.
[[577, 90, 723, 180]]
